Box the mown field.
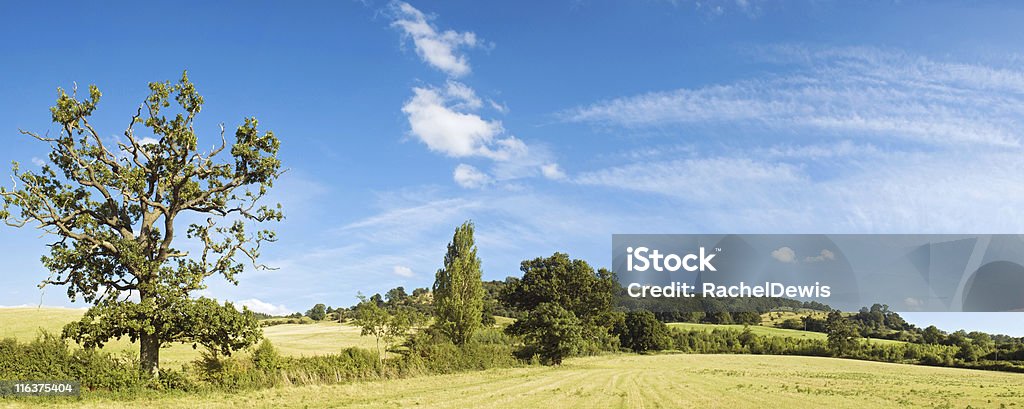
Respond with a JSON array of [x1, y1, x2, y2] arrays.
[[667, 322, 905, 345], [5, 307, 1021, 408], [7, 354, 1024, 408], [0, 307, 377, 367]]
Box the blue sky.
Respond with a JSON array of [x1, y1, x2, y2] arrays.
[[2, 1, 1024, 336]]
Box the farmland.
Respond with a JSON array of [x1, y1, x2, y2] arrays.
[[3, 307, 1023, 408], [667, 322, 905, 345], [8, 354, 1024, 408], [0, 307, 374, 367]]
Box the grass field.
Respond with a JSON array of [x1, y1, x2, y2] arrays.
[[7, 354, 1024, 408], [0, 307, 904, 368], [759, 310, 830, 327], [667, 322, 905, 345], [4, 307, 1023, 408], [0, 307, 376, 367]]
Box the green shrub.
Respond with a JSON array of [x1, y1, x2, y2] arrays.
[[0, 332, 143, 392], [192, 347, 275, 390], [471, 327, 516, 345], [251, 339, 282, 374], [71, 349, 144, 391], [156, 367, 200, 392], [280, 347, 381, 385], [404, 340, 518, 374]]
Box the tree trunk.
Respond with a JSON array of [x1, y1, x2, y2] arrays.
[[140, 332, 160, 379]]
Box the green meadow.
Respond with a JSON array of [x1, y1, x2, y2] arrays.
[[3, 307, 1022, 408], [0, 308, 377, 367], [7, 354, 1024, 408]]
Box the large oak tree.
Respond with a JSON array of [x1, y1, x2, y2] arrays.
[[0, 72, 282, 378]]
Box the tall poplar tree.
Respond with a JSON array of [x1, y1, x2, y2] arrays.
[[432, 220, 484, 345]]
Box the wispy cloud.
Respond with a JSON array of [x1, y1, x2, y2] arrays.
[[559, 46, 1024, 233], [562, 46, 1024, 148], [804, 249, 835, 263], [667, 0, 766, 18], [390, 1, 479, 77], [575, 157, 804, 202]]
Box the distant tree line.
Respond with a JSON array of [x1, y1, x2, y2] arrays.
[[288, 220, 1024, 372], [619, 295, 831, 325]]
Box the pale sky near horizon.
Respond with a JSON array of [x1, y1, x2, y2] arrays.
[[2, 1, 1024, 336]]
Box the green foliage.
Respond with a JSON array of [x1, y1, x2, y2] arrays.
[[62, 297, 262, 357], [251, 339, 282, 374], [503, 253, 620, 363], [403, 341, 518, 375], [433, 220, 485, 345], [502, 253, 616, 325], [0, 72, 283, 377], [510, 302, 583, 365], [617, 310, 672, 353], [482, 279, 522, 320], [259, 316, 315, 327], [780, 318, 805, 330], [402, 327, 519, 375], [826, 311, 859, 357], [385, 287, 409, 307], [352, 299, 426, 365], [620, 296, 830, 323], [305, 303, 327, 321], [353, 299, 389, 362], [0, 332, 144, 391], [280, 348, 382, 385]]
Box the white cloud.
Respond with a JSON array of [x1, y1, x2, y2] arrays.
[[401, 82, 552, 186], [572, 146, 1024, 233], [392, 265, 415, 277], [402, 86, 507, 159], [558, 45, 1024, 234], [672, 0, 764, 18], [390, 2, 562, 188], [30, 157, 45, 167], [391, 1, 478, 77], [238, 298, 291, 316], [562, 46, 1024, 148], [489, 99, 509, 114], [771, 247, 797, 263], [340, 196, 480, 243], [444, 80, 482, 110], [541, 163, 566, 180], [803, 249, 835, 263], [453, 164, 492, 188], [574, 157, 804, 202], [138, 137, 160, 145]]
